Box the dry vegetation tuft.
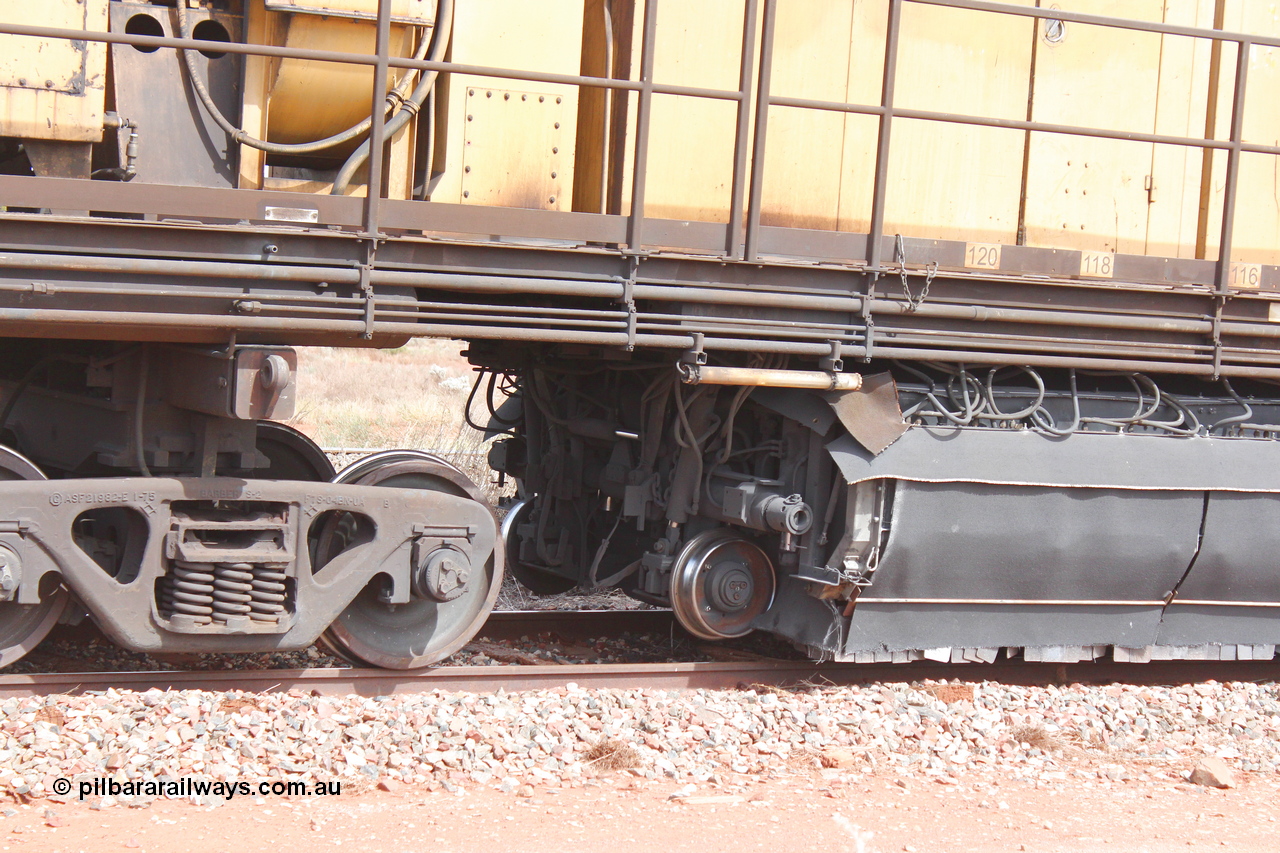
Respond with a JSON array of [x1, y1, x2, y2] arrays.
[[218, 695, 261, 715], [33, 706, 66, 727], [914, 682, 975, 704], [290, 339, 480, 451], [289, 340, 505, 494], [1009, 723, 1059, 751], [583, 738, 641, 771]]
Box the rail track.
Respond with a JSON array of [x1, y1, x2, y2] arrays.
[[35, 608, 683, 657], [3, 659, 1280, 700], [0, 609, 1277, 698]]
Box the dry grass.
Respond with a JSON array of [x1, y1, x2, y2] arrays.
[[218, 695, 261, 715], [583, 738, 641, 771], [914, 682, 975, 704], [288, 340, 509, 500], [1009, 723, 1059, 751], [33, 706, 66, 727], [289, 339, 478, 451]]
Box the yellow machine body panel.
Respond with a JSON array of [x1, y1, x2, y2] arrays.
[[0, 0, 108, 142]]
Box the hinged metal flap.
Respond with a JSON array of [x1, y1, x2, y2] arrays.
[[824, 372, 908, 456], [828, 426, 1280, 492]]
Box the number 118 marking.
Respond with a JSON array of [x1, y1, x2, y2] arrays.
[[1080, 251, 1114, 278]]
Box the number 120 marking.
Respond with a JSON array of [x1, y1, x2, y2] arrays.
[[965, 243, 1001, 270]]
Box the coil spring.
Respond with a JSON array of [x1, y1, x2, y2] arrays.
[[158, 561, 216, 625], [248, 564, 288, 623], [159, 560, 289, 625], [212, 563, 254, 621]]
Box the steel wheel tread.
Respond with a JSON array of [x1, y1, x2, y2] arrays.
[[0, 447, 69, 668], [319, 451, 503, 669]]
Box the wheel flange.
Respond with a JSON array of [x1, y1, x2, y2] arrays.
[[0, 446, 68, 668], [318, 450, 502, 669], [670, 528, 775, 641]]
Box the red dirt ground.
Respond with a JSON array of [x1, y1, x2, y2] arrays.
[[11, 768, 1280, 853]]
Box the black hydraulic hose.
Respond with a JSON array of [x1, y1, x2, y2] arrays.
[[175, 2, 434, 155], [1029, 369, 1082, 436], [1210, 378, 1254, 432], [331, 0, 455, 194]]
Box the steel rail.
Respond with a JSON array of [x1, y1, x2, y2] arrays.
[[0, 658, 1276, 699], [479, 609, 677, 640], [37, 609, 680, 650], [0, 252, 626, 298], [5, 2, 1278, 89], [879, 329, 1214, 357]]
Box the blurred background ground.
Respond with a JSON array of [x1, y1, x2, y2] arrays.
[[287, 340, 631, 612], [288, 339, 492, 482], [289, 340, 473, 450]]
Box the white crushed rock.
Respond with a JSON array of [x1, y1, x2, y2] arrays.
[[4, 679, 1278, 806]]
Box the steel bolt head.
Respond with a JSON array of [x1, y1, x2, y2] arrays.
[[0, 547, 22, 598], [416, 548, 473, 602]]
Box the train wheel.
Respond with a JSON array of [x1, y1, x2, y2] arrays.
[[254, 422, 336, 481], [670, 528, 775, 641], [318, 451, 502, 669], [0, 447, 68, 668], [249, 423, 353, 660], [501, 498, 577, 595]]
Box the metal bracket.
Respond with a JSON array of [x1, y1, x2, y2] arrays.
[[359, 263, 375, 340], [622, 255, 639, 352], [820, 480, 887, 589], [860, 268, 876, 363], [680, 332, 707, 367], [818, 340, 843, 374], [412, 523, 477, 541], [1211, 295, 1225, 380]]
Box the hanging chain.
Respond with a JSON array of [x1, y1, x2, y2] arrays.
[[895, 233, 938, 312]]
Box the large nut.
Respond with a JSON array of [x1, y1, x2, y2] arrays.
[[259, 354, 291, 393], [0, 545, 21, 601], [413, 547, 473, 602]]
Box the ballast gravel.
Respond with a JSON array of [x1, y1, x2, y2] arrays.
[[1, 679, 1277, 806]]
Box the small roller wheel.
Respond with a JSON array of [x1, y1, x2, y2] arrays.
[[254, 422, 336, 482], [317, 451, 502, 669], [0, 447, 68, 668], [670, 528, 775, 641], [501, 498, 577, 595]]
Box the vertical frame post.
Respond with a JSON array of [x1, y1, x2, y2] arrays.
[[627, 0, 660, 251], [363, 0, 393, 238], [743, 0, 776, 262], [866, 0, 903, 273], [1214, 37, 1250, 294], [726, 0, 759, 260], [1210, 36, 1250, 377]]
